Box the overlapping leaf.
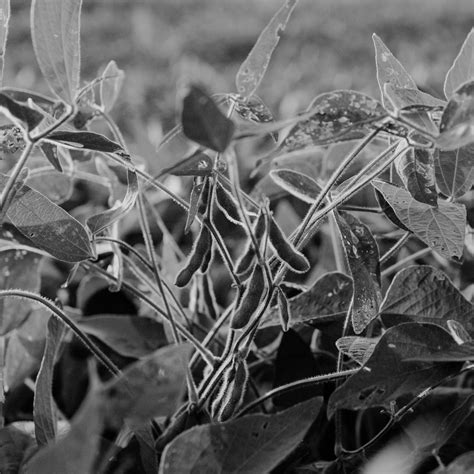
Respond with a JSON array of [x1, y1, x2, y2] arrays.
[[158, 150, 213, 178], [27, 169, 73, 204], [0, 93, 44, 131], [373, 180, 465, 259]]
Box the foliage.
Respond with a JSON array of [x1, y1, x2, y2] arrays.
[[0, 0, 472, 473]]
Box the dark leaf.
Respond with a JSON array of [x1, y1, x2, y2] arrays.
[[374, 188, 410, 231], [1, 174, 94, 262], [39, 142, 62, 172], [406, 341, 474, 362], [77, 314, 167, 358], [34, 316, 65, 446], [381, 265, 474, 334], [444, 28, 474, 99], [0, 93, 44, 131], [159, 150, 213, 178], [31, 0, 82, 103], [281, 91, 386, 153], [0, 426, 35, 474], [435, 145, 474, 199], [100, 60, 124, 112], [270, 168, 323, 204], [395, 147, 438, 206], [159, 397, 322, 474], [261, 272, 352, 329], [46, 130, 125, 154], [328, 323, 462, 416], [181, 84, 235, 152], [373, 180, 466, 259], [101, 344, 191, 429], [235, 0, 297, 99], [26, 169, 73, 204], [334, 212, 381, 334], [438, 80, 474, 150]]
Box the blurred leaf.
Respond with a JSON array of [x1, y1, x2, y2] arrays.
[[235, 0, 297, 99], [0, 0, 10, 87], [24, 385, 103, 474], [433, 451, 474, 473], [381, 265, 474, 334], [181, 84, 235, 152], [86, 168, 138, 234], [77, 314, 167, 358], [281, 91, 386, 152], [328, 323, 462, 416], [444, 28, 474, 99], [0, 425, 35, 474], [101, 343, 191, 429], [395, 147, 438, 206], [26, 169, 73, 204], [39, 142, 62, 172], [270, 168, 322, 204], [0, 174, 94, 262], [100, 60, 124, 112], [336, 336, 378, 366], [31, 0, 82, 103], [160, 397, 322, 474], [435, 145, 474, 199], [0, 249, 41, 335], [261, 272, 352, 329], [438, 80, 474, 150], [46, 130, 125, 154], [159, 150, 213, 178], [34, 316, 65, 446], [0, 93, 44, 131], [373, 180, 466, 259], [335, 212, 381, 334]]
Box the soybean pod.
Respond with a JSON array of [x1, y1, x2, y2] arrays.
[[217, 359, 249, 421]]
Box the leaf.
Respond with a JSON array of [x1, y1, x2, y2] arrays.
[[444, 28, 474, 99], [0, 425, 35, 474], [270, 168, 322, 204], [0, 92, 44, 131], [334, 212, 381, 334], [24, 385, 103, 474], [39, 142, 62, 172], [435, 145, 474, 199], [27, 169, 73, 204], [100, 60, 124, 112], [31, 0, 82, 103], [77, 315, 167, 358], [336, 336, 378, 366], [233, 94, 277, 140], [0, 175, 94, 262], [86, 168, 138, 234], [381, 265, 474, 334], [181, 84, 235, 152], [438, 80, 474, 150], [34, 316, 65, 446], [235, 0, 298, 99], [384, 84, 446, 111], [158, 150, 213, 178], [159, 396, 322, 474], [101, 343, 191, 429], [46, 130, 125, 154], [327, 322, 463, 416], [261, 272, 352, 329], [395, 147, 438, 206], [281, 91, 386, 153], [185, 179, 206, 233], [0, 249, 41, 335], [372, 180, 466, 259]]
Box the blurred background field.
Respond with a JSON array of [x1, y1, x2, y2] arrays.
[[6, 0, 474, 135]]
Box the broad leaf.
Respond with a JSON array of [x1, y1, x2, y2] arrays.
[[31, 0, 82, 102], [77, 314, 167, 358], [373, 180, 466, 259], [27, 169, 73, 204], [101, 343, 191, 429], [270, 168, 322, 204], [444, 28, 474, 99], [86, 168, 138, 234], [235, 0, 298, 99], [435, 145, 474, 199], [335, 212, 381, 334], [438, 80, 474, 150], [24, 386, 103, 474], [160, 397, 322, 474], [261, 272, 352, 329], [158, 150, 213, 178], [0, 93, 44, 131], [46, 130, 125, 154], [384, 84, 445, 111], [181, 84, 235, 152], [1, 175, 94, 262], [328, 323, 462, 416], [34, 316, 65, 446], [281, 91, 386, 153], [381, 265, 474, 334], [395, 147, 438, 206], [100, 60, 124, 112]]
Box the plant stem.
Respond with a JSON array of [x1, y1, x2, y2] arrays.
[[381, 246, 432, 277], [379, 232, 411, 264]]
